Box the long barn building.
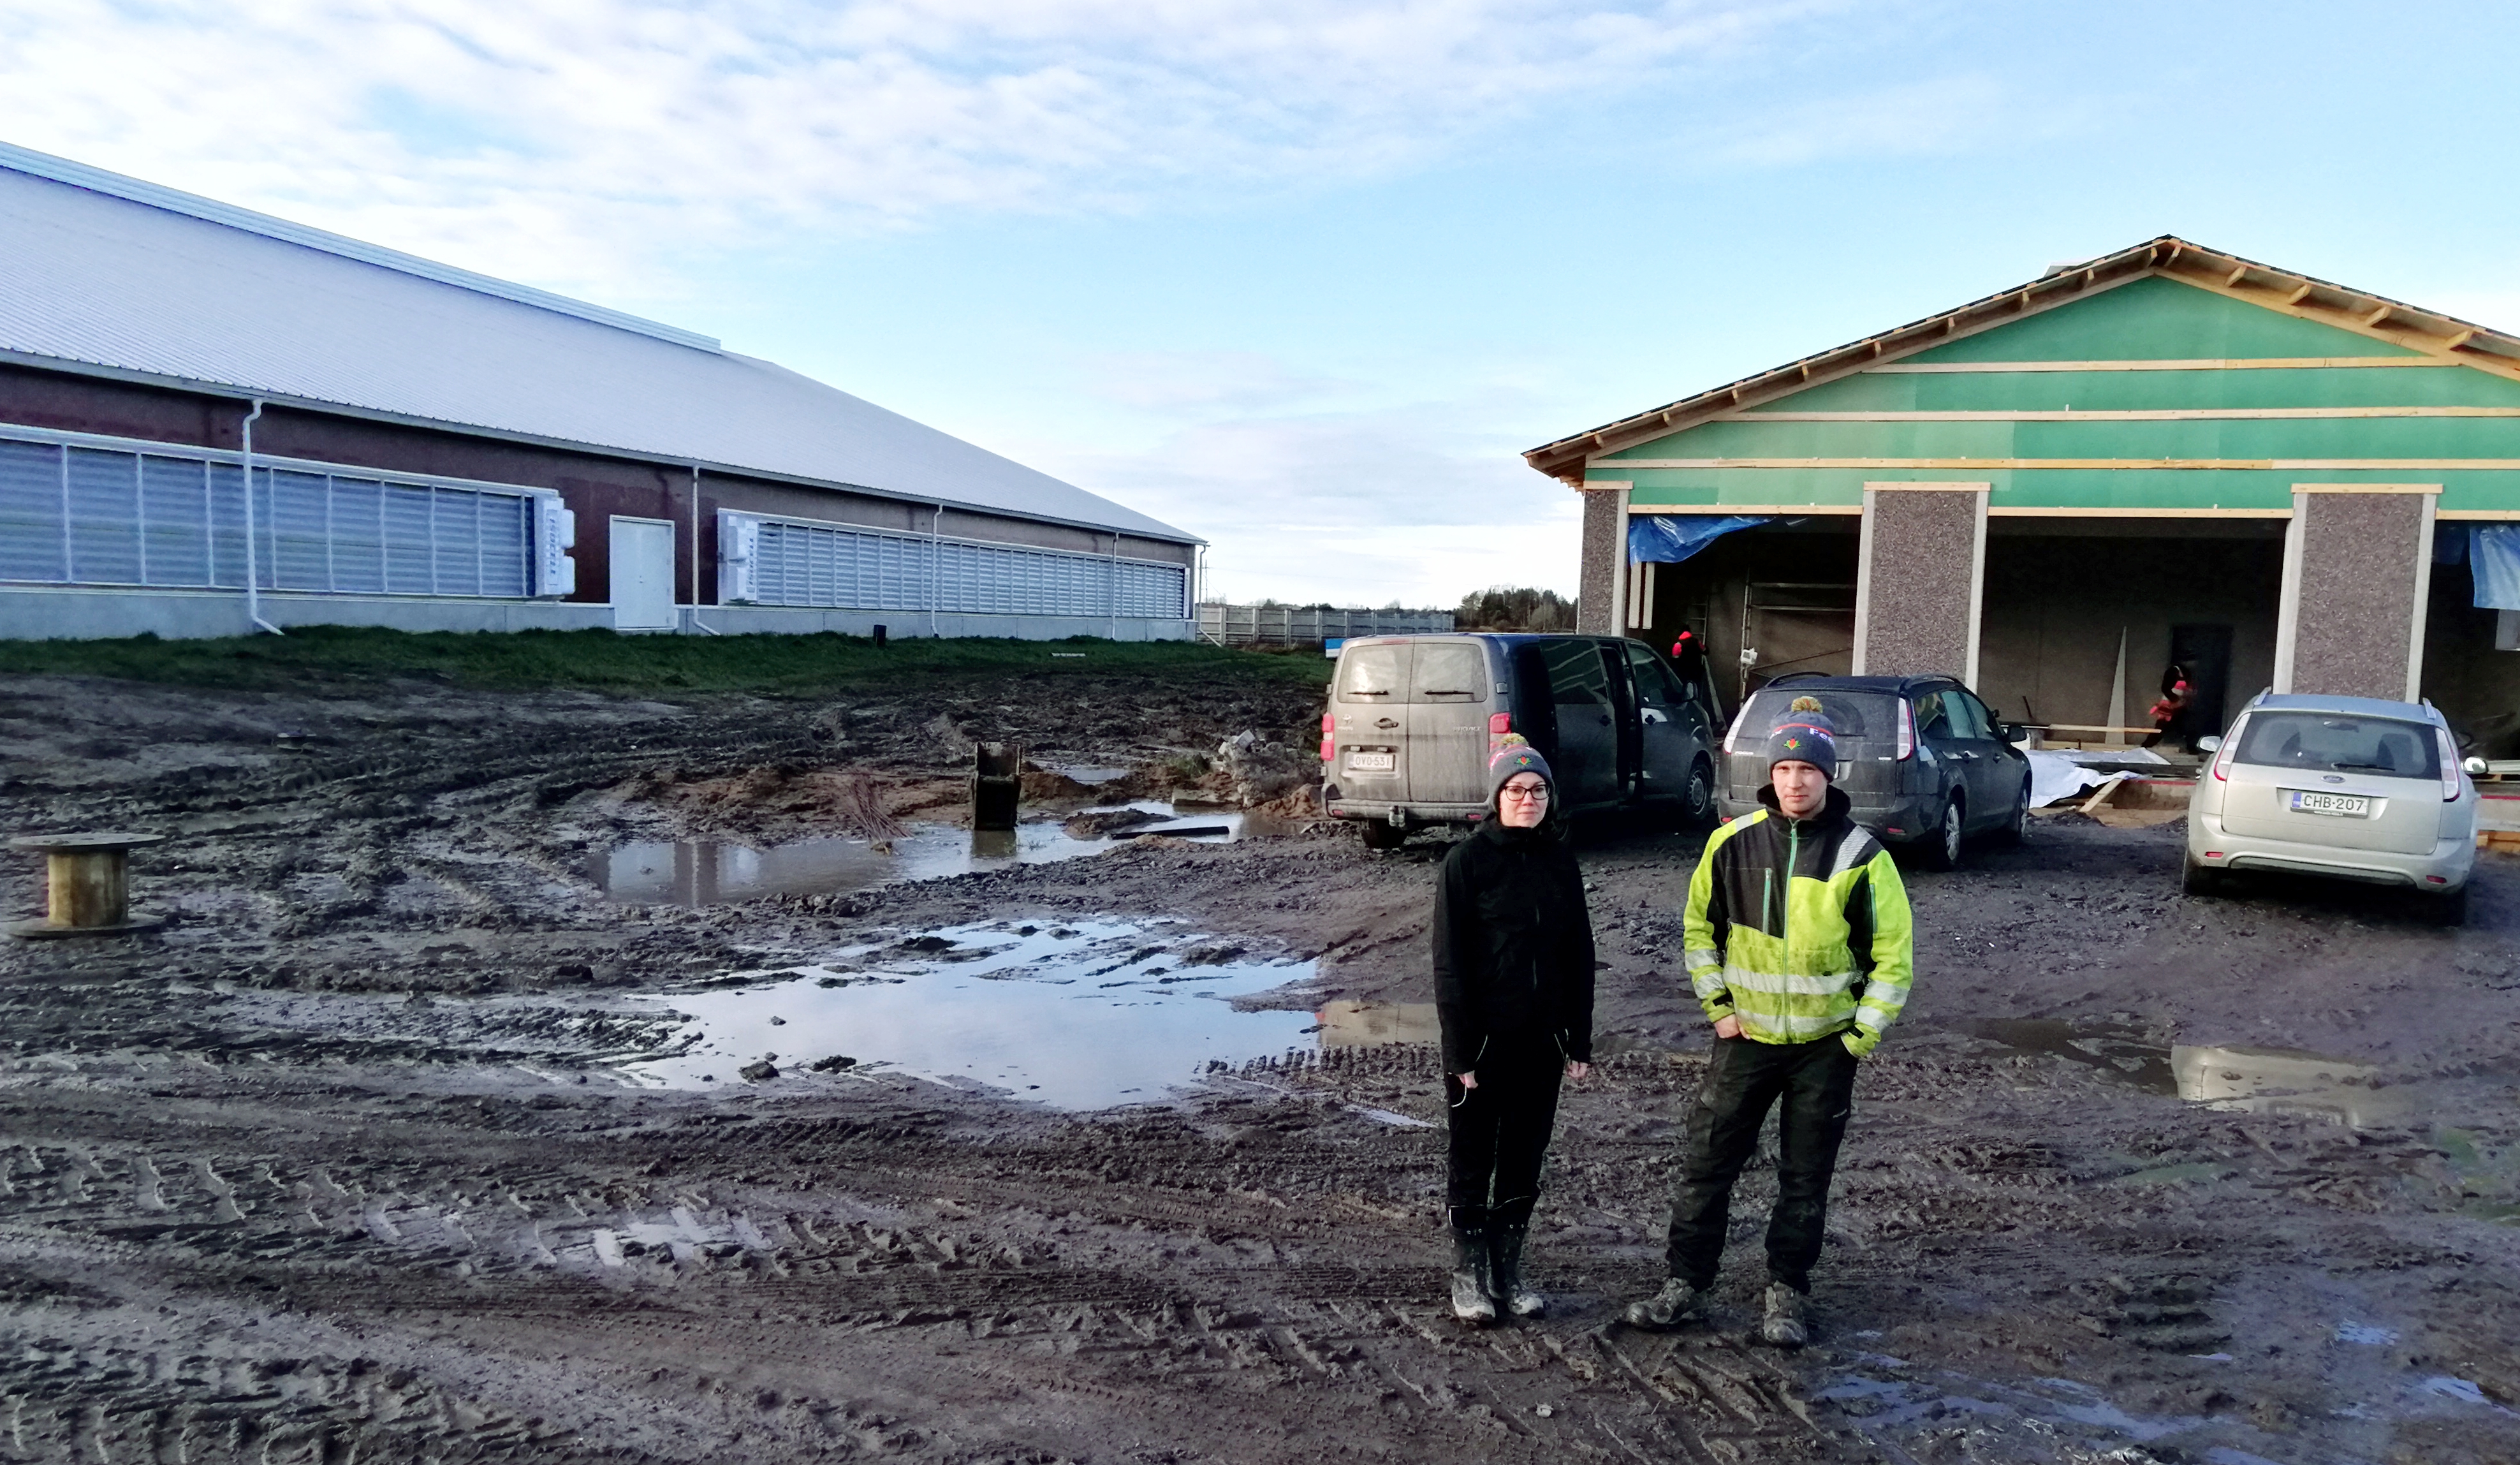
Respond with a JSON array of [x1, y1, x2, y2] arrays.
[[1530, 237, 2520, 751], [0, 142, 1199, 640]]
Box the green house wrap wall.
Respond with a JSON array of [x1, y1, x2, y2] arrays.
[[1588, 276, 2520, 515]]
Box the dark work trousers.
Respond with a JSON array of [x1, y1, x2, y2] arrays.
[[1664, 1034, 1859, 1294], [1445, 1043, 1564, 1236]]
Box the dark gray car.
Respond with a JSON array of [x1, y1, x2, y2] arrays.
[[1324, 633, 1722, 848], [1717, 673, 2033, 869]]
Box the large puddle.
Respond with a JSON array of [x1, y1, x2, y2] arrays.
[[592, 802, 1257, 906], [619, 922, 1335, 1107], [1970, 1019, 2414, 1128]]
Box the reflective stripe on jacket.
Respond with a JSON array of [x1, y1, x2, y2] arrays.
[[1680, 785, 1914, 1057]]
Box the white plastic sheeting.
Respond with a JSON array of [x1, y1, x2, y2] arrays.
[[2025, 746, 2168, 807]]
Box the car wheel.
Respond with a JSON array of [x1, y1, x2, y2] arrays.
[[1679, 757, 1716, 829], [1359, 821, 1407, 851], [2427, 883, 2469, 926], [2181, 855, 2222, 897], [1993, 779, 2030, 846], [1919, 796, 1963, 871]]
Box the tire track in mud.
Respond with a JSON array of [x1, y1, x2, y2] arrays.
[[0, 1098, 1849, 1465]]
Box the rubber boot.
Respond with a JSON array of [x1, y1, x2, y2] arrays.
[[1624, 1277, 1713, 1330], [1449, 1229, 1498, 1327], [1760, 1283, 1808, 1348], [1490, 1225, 1544, 1319]]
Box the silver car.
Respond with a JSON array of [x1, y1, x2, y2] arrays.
[[1322, 633, 1722, 848], [2183, 692, 2479, 923]]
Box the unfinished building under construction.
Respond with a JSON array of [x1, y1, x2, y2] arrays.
[[1532, 237, 2520, 751]]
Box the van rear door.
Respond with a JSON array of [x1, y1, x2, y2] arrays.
[[1623, 642, 1703, 802], [1535, 638, 1620, 807], [1407, 638, 1491, 805], [1331, 640, 1410, 803]]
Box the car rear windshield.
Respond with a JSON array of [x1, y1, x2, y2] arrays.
[[2232, 711, 2440, 779], [1737, 688, 1901, 759]]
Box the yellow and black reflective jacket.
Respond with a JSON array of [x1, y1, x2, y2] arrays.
[[1681, 786, 1914, 1057]]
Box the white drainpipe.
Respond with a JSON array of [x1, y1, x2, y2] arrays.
[[685, 464, 719, 635], [931, 504, 944, 636], [238, 400, 282, 635]]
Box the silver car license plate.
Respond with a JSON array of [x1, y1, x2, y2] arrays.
[[2287, 789, 2370, 817], [1345, 750, 1396, 772]]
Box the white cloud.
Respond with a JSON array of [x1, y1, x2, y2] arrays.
[[0, 0, 1839, 297], [1017, 383, 1585, 606]]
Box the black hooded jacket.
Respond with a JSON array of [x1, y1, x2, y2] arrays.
[[1432, 819, 1596, 1074]]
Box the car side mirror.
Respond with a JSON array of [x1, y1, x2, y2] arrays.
[[2196, 736, 2223, 753], [2463, 755, 2489, 777]]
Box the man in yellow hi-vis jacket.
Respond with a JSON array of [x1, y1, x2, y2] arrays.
[[1626, 695, 1914, 1347]]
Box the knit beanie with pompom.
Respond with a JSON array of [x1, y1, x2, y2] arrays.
[[1763, 695, 1838, 781]]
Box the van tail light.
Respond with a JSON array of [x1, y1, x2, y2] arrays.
[[1488, 711, 1513, 758], [1320, 712, 1335, 763], [2438, 725, 2462, 802], [1895, 699, 1916, 760]]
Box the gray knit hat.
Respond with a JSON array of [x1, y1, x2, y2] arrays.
[[1487, 737, 1555, 810], [1763, 695, 1838, 781]]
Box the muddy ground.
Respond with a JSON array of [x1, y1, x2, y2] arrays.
[[1, 665, 2516, 1464]]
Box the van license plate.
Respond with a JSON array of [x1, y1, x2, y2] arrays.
[[1346, 751, 1395, 772], [2287, 790, 2370, 817]]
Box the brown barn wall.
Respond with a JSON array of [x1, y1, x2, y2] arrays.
[[0, 365, 1192, 609]]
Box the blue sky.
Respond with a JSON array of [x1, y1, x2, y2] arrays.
[[3, 1, 2517, 604]]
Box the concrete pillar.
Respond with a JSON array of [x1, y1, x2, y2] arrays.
[[1853, 483, 1989, 684], [2274, 485, 2438, 701], [1576, 483, 1630, 633]]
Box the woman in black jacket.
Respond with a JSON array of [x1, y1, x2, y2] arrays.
[[1432, 739, 1595, 1325]]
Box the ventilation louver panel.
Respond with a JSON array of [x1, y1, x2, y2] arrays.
[[736, 514, 1185, 620], [0, 432, 553, 598]]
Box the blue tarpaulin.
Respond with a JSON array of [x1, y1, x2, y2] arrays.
[[1627, 514, 1768, 564], [2471, 524, 2520, 610]]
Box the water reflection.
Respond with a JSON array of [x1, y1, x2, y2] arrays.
[[2171, 1045, 2414, 1128], [620, 922, 1319, 1107], [1317, 1000, 1439, 1047], [1966, 1020, 2420, 1130], [592, 802, 1246, 906]]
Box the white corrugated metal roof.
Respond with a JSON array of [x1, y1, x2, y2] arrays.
[[0, 142, 1196, 543]]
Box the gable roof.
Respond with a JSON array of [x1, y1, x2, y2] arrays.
[[0, 140, 1197, 544], [1525, 235, 2520, 485]]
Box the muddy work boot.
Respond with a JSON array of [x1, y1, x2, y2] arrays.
[[1759, 1283, 1808, 1348], [1623, 1277, 1713, 1330], [1489, 1226, 1545, 1320], [1449, 1230, 1498, 1327]]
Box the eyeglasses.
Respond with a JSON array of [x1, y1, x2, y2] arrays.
[[1499, 784, 1550, 802]]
